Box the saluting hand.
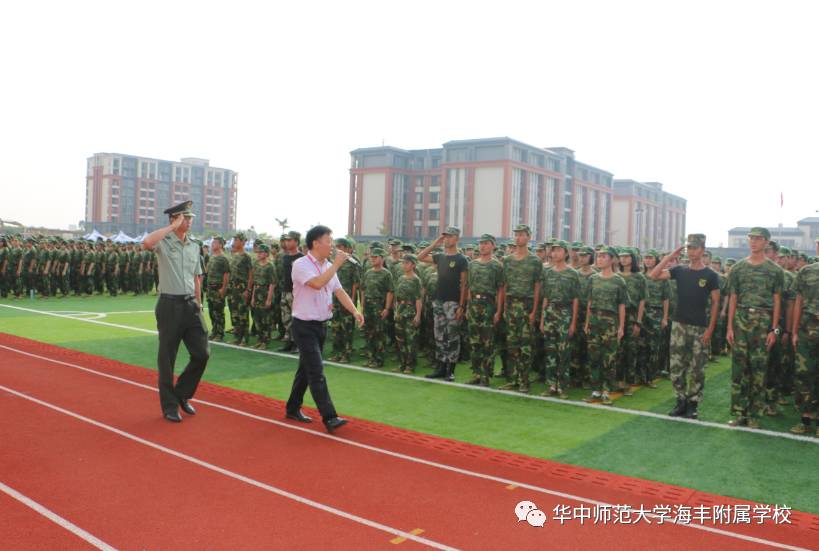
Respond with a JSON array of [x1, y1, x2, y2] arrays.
[[333, 250, 349, 268], [169, 214, 185, 231]]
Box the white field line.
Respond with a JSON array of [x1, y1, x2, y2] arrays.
[[0, 481, 117, 551]]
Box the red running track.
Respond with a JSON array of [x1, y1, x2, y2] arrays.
[[0, 333, 816, 550]]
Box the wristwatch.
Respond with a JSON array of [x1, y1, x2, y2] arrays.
[[770, 327, 781, 336]]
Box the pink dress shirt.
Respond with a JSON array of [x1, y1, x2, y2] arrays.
[[292, 253, 342, 322]]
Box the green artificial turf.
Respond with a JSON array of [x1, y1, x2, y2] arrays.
[[1, 294, 818, 513]]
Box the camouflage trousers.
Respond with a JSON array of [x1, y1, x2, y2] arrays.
[[642, 308, 665, 383], [273, 292, 284, 335], [531, 315, 546, 381], [669, 322, 708, 402], [617, 310, 643, 385], [251, 293, 273, 343], [106, 273, 118, 296], [542, 304, 574, 391], [142, 271, 154, 294], [712, 311, 727, 356], [422, 297, 436, 359], [38, 273, 51, 296], [330, 297, 355, 360], [227, 282, 249, 342], [505, 298, 535, 387], [730, 308, 771, 420], [433, 300, 461, 363], [128, 271, 141, 294], [587, 311, 619, 392], [281, 291, 294, 343], [468, 298, 497, 379], [0, 273, 7, 298], [57, 273, 69, 296], [206, 286, 226, 338], [94, 271, 104, 294], [363, 300, 387, 365], [394, 303, 419, 369], [766, 339, 788, 405], [794, 315, 819, 416], [571, 309, 590, 386]]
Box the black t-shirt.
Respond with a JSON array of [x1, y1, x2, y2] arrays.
[[669, 265, 720, 327], [432, 253, 468, 302], [282, 252, 304, 292]]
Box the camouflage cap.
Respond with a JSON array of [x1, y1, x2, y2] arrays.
[[644, 249, 660, 258], [233, 232, 247, 241], [463, 244, 475, 251], [596, 245, 618, 258], [535, 242, 547, 252], [747, 227, 771, 239], [370, 241, 384, 249], [388, 238, 403, 247], [571, 241, 584, 249], [256, 243, 270, 253], [513, 224, 531, 235], [402, 254, 417, 264], [551, 239, 570, 252], [370, 248, 387, 258], [725, 257, 737, 265], [579, 246, 595, 255], [279, 234, 289, 241], [703, 250, 712, 258], [211, 236, 225, 244], [269, 241, 280, 249], [442, 226, 461, 236], [418, 240, 430, 248], [685, 233, 706, 248], [778, 246, 791, 256], [334, 237, 352, 248], [478, 233, 496, 244], [766, 240, 780, 252], [285, 230, 301, 241], [712, 256, 723, 263], [402, 243, 417, 252]]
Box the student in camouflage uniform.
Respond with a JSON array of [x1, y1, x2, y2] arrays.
[[571, 247, 596, 388], [650, 235, 720, 419], [141, 246, 154, 294], [105, 242, 119, 296], [360, 248, 393, 367], [0, 236, 8, 298], [206, 237, 230, 341], [641, 250, 670, 387], [421, 254, 438, 363], [617, 249, 646, 391], [762, 241, 792, 415], [710, 256, 728, 356], [726, 227, 784, 429], [540, 240, 580, 398], [251, 243, 276, 349], [278, 231, 304, 352], [93, 241, 106, 294], [328, 238, 360, 363], [499, 225, 542, 393], [779, 247, 799, 400], [392, 254, 423, 373], [127, 243, 141, 295], [269, 241, 284, 339], [584, 246, 627, 405], [228, 232, 253, 346], [418, 227, 469, 382], [465, 234, 504, 386], [789, 236, 819, 435], [531, 241, 550, 384]]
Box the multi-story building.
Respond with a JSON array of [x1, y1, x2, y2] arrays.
[[85, 153, 238, 236], [348, 137, 614, 243], [611, 180, 687, 251]]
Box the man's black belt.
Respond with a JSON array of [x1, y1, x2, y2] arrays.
[[737, 306, 772, 314], [472, 293, 495, 301], [159, 293, 195, 302]]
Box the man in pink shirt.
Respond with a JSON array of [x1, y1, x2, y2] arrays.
[[285, 225, 364, 433]]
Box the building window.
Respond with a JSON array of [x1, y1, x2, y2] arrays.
[[429, 192, 439, 203], [415, 209, 423, 221], [549, 158, 561, 172], [415, 192, 423, 203], [428, 209, 439, 220], [428, 225, 438, 237]]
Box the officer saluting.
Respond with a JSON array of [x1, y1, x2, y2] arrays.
[[143, 201, 210, 423]]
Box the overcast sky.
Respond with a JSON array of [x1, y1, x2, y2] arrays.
[[2, 0, 817, 246]]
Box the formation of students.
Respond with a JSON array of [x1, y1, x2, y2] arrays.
[[3, 225, 817, 435]]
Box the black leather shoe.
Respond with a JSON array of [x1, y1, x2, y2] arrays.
[[164, 411, 182, 423], [324, 417, 348, 433], [179, 399, 196, 415], [286, 410, 313, 423]]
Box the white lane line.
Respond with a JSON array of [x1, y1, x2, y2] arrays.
[[1, 302, 817, 445], [0, 383, 457, 551], [0, 344, 810, 551], [0, 481, 117, 551]]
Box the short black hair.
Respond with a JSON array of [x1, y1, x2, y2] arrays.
[[305, 225, 332, 250]]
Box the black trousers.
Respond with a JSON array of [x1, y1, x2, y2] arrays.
[[286, 318, 337, 421], [155, 295, 210, 414]]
